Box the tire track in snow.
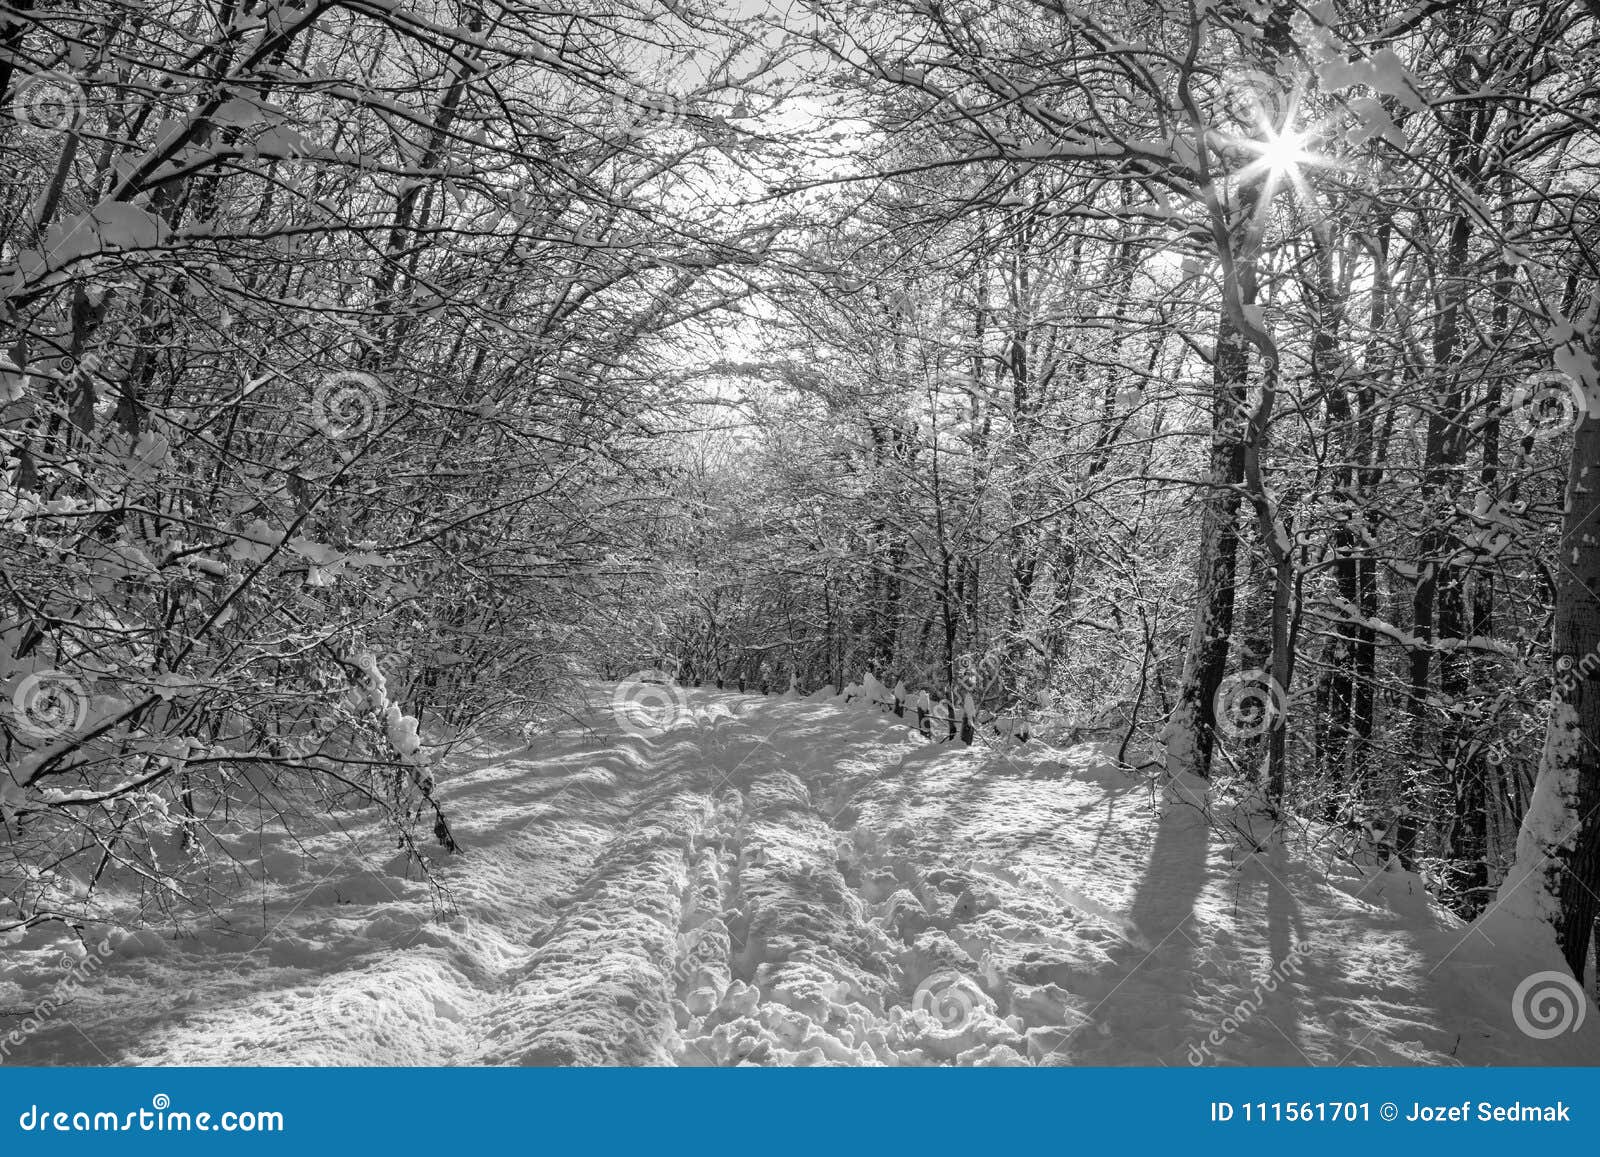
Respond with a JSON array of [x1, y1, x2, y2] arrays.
[[471, 729, 715, 1064], [669, 695, 1051, 1064]]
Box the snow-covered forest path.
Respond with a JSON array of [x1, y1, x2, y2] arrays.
[[5, 686, 1597, 1066]]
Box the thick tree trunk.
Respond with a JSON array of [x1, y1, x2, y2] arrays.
[[1497, 333, 1600, 978], [1479, 173, 1519, 889], [1167, 315, 1248, 777], [1342, 225, 1392, 807], [1166, 12, 1294, 780], [1401, 203, 1473, 871]]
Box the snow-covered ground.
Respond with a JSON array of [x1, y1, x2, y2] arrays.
[[3, 685, 1596, 1066]]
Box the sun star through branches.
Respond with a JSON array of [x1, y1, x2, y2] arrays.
[[1226, 116, 1340, 219], [1255, 127, 1315, 179]]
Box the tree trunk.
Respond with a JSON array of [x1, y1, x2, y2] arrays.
[[1167, 315, 1248, 778], [1497, 326, 1600, 978]]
